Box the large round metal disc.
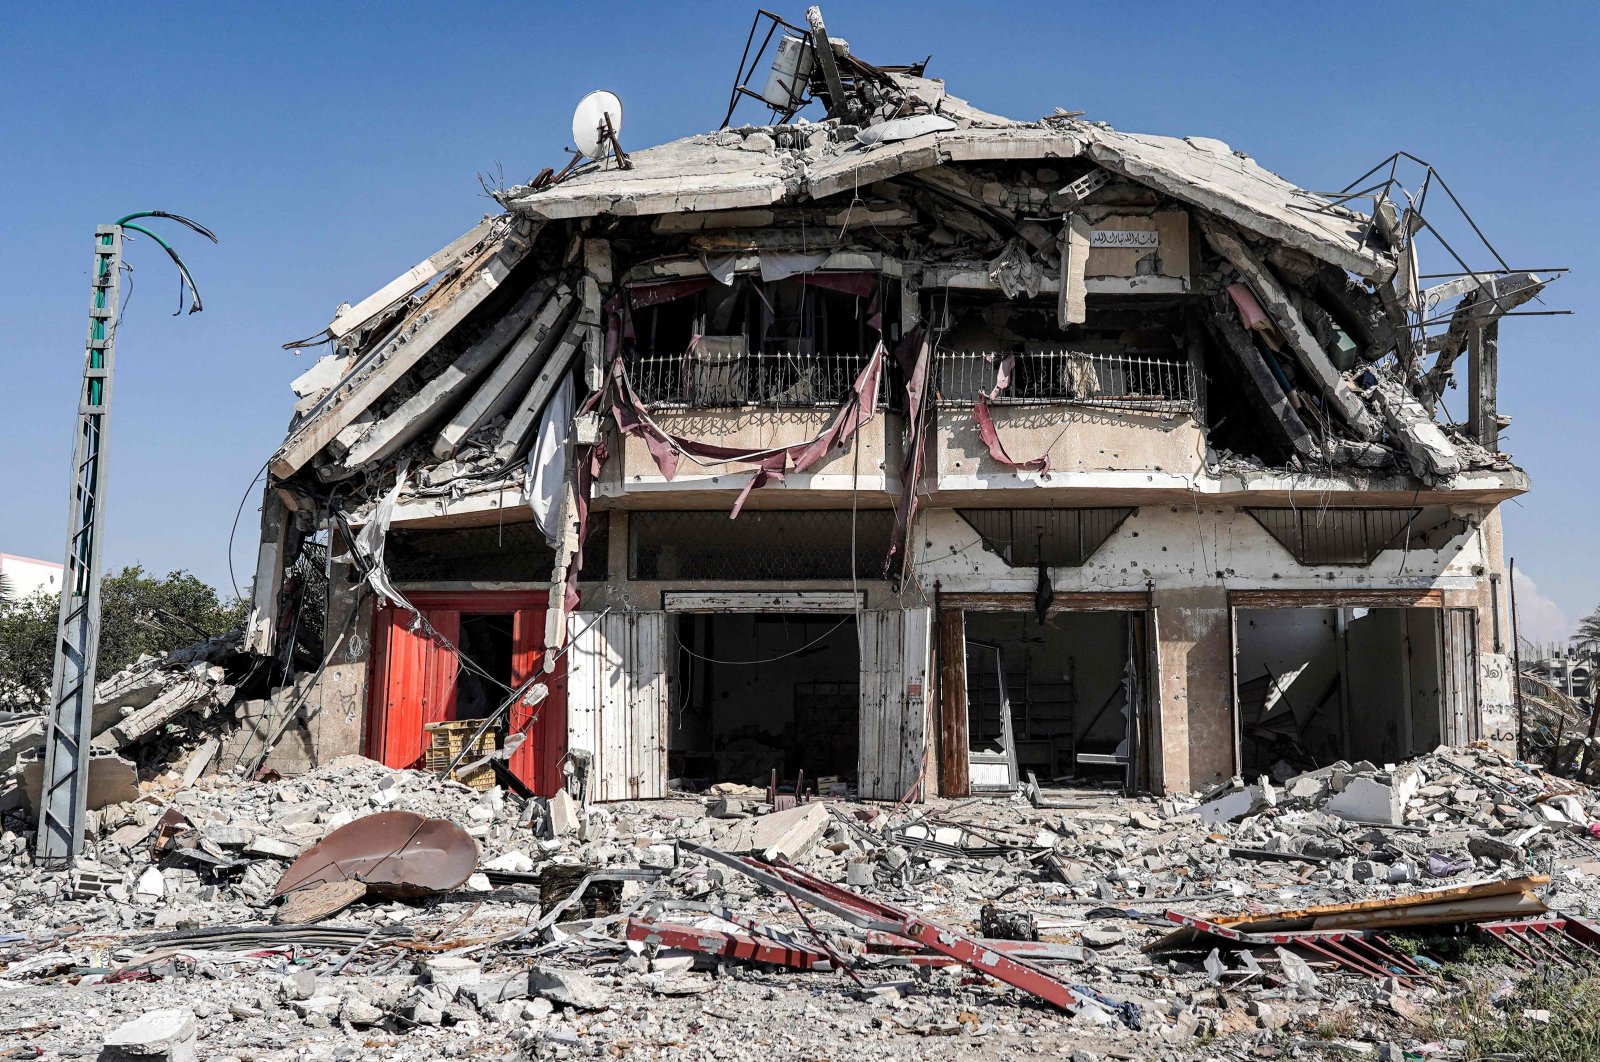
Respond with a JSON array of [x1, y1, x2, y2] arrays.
[[572, 90, 624, 159], [271, 810, 479, 900]]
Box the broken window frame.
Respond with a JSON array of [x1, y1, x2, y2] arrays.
[[937, 594, 1156, 797], [625, 273, 892, 410]]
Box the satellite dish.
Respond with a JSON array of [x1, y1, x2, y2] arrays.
[[572, 90, 625, 160]]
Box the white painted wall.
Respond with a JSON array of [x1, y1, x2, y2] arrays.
[[915, 504, 1489, 594], [0, 554, 62, 600]]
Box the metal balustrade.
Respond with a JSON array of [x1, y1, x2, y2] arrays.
[[628, 349, 887, 409], [933, 349, 1202, 413]]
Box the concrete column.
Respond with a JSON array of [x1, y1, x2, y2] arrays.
[[304, 559, 374, 765], [1153, 586, 1234, 793]]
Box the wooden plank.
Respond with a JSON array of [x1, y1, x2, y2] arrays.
[[940, 592, 1151, 612], [1443, 608, 1478, 745], [937, 608, 970, 797], [857, 610, 907, 801], [1228, 588, 1443, 610], [857, 613, 882, 799], [662, 591, 866, 614], [272, 230, 531, 479], [1213, 874, 1547, 927], [598, 613, 629, 801], [432, 285, 575, 459], [1311, 892, 1545, 930], [1204, 224, 1382, 440], [566, 610, 603, 768], [631, 612, 666, 799], [901, 606, 931, 802]]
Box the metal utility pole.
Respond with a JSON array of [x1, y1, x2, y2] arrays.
[[34, 212, 214, 867]]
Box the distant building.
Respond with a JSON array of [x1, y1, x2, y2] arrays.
[[0, 553, 62, 601], [1527, 648, 1595, 703]]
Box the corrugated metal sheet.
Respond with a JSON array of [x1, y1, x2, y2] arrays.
[[367, 606, 458, 770], [1444, 607, 1479, 744], [858, 608, 931, 801], [567, 610, 667, 801]]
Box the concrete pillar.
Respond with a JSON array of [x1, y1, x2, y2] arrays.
[[1153, 586, 1234, 793], [305, 556, 374, 765]]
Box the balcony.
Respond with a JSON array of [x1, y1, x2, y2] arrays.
[[932, 349, 1203, 413], [597, 346, 901, 504], [931, 348, 1209, 499], [629, 347, 893, 410]]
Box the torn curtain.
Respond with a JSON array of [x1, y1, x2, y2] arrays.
[[611, 341, 886, 517]]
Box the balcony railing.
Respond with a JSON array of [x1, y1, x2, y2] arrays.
[[933, 350, 1202, 414], [629, 348, 887, 410]]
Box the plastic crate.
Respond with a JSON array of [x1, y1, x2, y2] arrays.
[[424, 720, 498, 791]]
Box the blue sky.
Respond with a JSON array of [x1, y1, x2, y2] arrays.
[[1, 1, 1593, 640]]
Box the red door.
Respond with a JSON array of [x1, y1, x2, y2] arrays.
[[367, 591, 566, 794]]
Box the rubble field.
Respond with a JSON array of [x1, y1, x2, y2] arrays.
[[6, 741, 1600, 1061]]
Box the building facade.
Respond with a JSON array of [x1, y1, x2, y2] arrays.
[[246, 15, 1535, 800]]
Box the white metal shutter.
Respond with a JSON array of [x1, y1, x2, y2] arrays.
[[857, 608, 931, 801], [566, 610, 667, 801]]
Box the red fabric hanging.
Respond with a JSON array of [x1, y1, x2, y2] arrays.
[[973, 354, 1051, 473]]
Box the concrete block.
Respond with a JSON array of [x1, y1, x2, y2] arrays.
[[529, 967, 611, 1010], [244, 835, 303, 860], [549, 789, 580, 837], [99, 1009, 197, 1062], [1325, 769, 1417, 826], [747, 803, 830, 862]]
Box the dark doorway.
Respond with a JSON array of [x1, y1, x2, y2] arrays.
[[456, 613, 515, 721], [668, 612, 860, 789]]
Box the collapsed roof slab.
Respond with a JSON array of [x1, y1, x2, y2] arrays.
[[431, 284, 577, 460], [1206, 224, 1383, 440], [508, 135, 798, 221], [804, 127, 1085, 200], [270, 226, 534, 480], [327, 280, 558, 479], [1084, 126, 1392, 280]]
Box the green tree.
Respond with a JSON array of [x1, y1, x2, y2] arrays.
[[1575, 607, 1600, 653], [0, 566, 245, 708]]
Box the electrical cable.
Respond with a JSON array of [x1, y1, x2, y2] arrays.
[[226, 459, 271, 601], [672, 616, 851, 667]]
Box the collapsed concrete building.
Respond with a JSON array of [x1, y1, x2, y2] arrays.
[[243, 7, 1546, 804]]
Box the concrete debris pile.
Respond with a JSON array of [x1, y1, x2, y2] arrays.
[[3, 743, 1600, 1060], [1, 631, 252, 821]]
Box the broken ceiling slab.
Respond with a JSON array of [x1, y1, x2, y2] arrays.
[[855, 113, 957, 145], [887, 72, 1019, 128], [1206, 224, 1383, 440], [328, 280, 558, 478], [270, 225, 535, 479], [1370, 376, 1463, 482], [1084, 125, 1390, 279], [508, 134, 798, 220], [432, 284, 577, 460], [805, 126, 1084, 201]]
